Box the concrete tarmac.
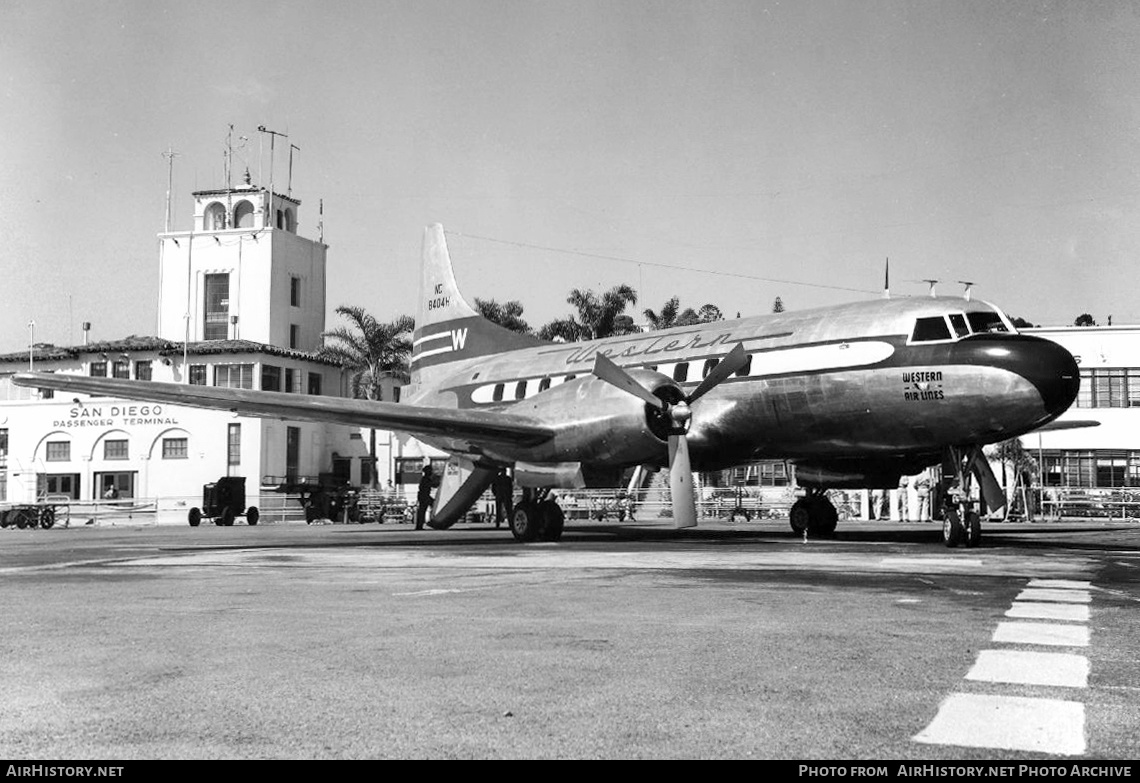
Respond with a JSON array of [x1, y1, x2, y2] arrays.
[[1, 518, 1137, 760]]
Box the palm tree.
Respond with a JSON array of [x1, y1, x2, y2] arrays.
[[474, 298, 531, 334], [539, 284, 638, 341], [319, 305, 415, 488]]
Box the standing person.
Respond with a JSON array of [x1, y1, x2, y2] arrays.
[[492, 469, 513, 529], [870, 488, 885, 520], [897, 475, 911, 522], [415, 464, 434, 530], [915, 474, 932, 522]]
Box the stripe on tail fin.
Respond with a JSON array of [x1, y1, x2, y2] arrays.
[[411, 225, 544, 383]]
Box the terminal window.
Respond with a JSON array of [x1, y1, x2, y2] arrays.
[[90, 361, 107, 377], [307, 372, 322, 395], [215, 364, 254, 389], [135, 360, 152, 381], [189, 364, 207, 386], [228, 424, 241, 466], [46, 441, 70, 462], [104, 440, 129, 460], [112, 361, 130, 379], [262, 365, 282, 391], [162, 438, 188, 459], [290, 276, 301, 307]]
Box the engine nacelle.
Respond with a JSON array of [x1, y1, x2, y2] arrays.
[[506, 370, 679, 468]]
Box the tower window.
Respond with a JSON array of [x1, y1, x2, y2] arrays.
[[203, 273, 230, 341], [204, 202, 227, 231], [290, 277, 301, 307], [290, 324, 300, 348], [234, 200, 255, 228]]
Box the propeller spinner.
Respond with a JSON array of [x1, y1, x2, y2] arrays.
[[592, 343, 750, 528]]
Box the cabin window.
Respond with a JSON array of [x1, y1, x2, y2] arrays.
[[515, 380, 527, 400], [735, 354, 753, 377], [538, 377, 551, 392], [564, 374, 576, 383], [492, 384, 504, 402], [673, 363, 690, 383], [911, 317, 952, 343], [702, 358, 720, 378], [949, 314, 969, 338], [967, 312, 1010, 334]]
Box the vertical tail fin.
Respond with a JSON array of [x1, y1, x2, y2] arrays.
[[410, 225, 543, 386]]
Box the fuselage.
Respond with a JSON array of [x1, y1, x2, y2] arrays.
[[406, 296, 1079, 473]]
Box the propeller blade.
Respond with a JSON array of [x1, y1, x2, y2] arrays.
[[592, 352, 665, 409], [668, 434, 698, 529], [687, 343, 750, 404]]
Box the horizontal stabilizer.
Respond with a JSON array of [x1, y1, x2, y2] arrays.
[[1033, 419, 1100, 432]]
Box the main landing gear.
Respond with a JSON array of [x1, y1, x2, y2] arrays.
[[789, 489, 838, 538], [509, 488, 565, 543]]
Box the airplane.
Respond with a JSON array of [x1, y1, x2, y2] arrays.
[[15, 224, 1081, 548]]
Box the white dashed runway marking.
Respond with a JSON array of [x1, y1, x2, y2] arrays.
[[1006, 602, 1090, 622], [914, 693, 1086, 755], [914, 576, 1094, 755], [966, 650, 1089, 688], [992, 621, 1090, 647]]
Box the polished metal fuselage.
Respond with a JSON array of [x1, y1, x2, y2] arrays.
[[407, 296, 1079, 474]]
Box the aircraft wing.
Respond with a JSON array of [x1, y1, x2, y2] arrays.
[[12, 372, 555, 448]]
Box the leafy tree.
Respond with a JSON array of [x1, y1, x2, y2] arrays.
[[475, 298, 531, 334], [1010, 316, 1036, 329], [644, 297, 725, 330], [1074, 313, 1097, 327], [319, 305, 415, 488], [539, 284, 639, 341], [697, 304, 724, 323]]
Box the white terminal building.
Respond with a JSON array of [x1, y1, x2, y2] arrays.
[[0, 171, 438, 510]]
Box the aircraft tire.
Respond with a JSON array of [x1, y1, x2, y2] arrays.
[[789, 499, 811, 535], [246, 506, 260, 526], [188, 507, 202, 527], [539, 501, 564, 542], [221, 507, 236, 527], [39, 506, 56, 530], [0, 510, 10, 528], [15, 508, 31, 529], [510, 502, 540, 543], [942, 509, 964, 548], [964, 512, 981, 548], [813, 497, 838, 536]]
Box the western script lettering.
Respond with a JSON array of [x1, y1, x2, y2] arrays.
[[565, 331, 736, 366]]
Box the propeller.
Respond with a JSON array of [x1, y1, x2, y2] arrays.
[[592, 343, 750, 528]]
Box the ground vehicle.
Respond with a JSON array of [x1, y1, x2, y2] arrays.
[[0, 502, 59, 529], [188, 476, 259, 526]]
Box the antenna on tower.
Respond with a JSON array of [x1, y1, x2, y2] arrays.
[[162, 145, 181, 233], [958, 280, 974, 301], [319, 198, 324, 244], [922, 279, 940, 298], [882, 257, 890, 299], [288, 144, 300, 196], [257, 125, 288, 225]]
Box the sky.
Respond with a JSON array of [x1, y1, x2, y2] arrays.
[[1, 0, 1139, 354]]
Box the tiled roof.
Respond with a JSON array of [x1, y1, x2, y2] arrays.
[[0, 337, 341, 366]]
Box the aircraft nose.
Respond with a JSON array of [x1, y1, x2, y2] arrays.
[[976, 335, 1080, 417]]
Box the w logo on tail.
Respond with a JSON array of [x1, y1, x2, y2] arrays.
[[451, 328, 468, 351]]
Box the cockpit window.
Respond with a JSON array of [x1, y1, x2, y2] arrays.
[[948, 313, 969, 338], [912, 316, 952, 342], [966, 311, 1010, 334]]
